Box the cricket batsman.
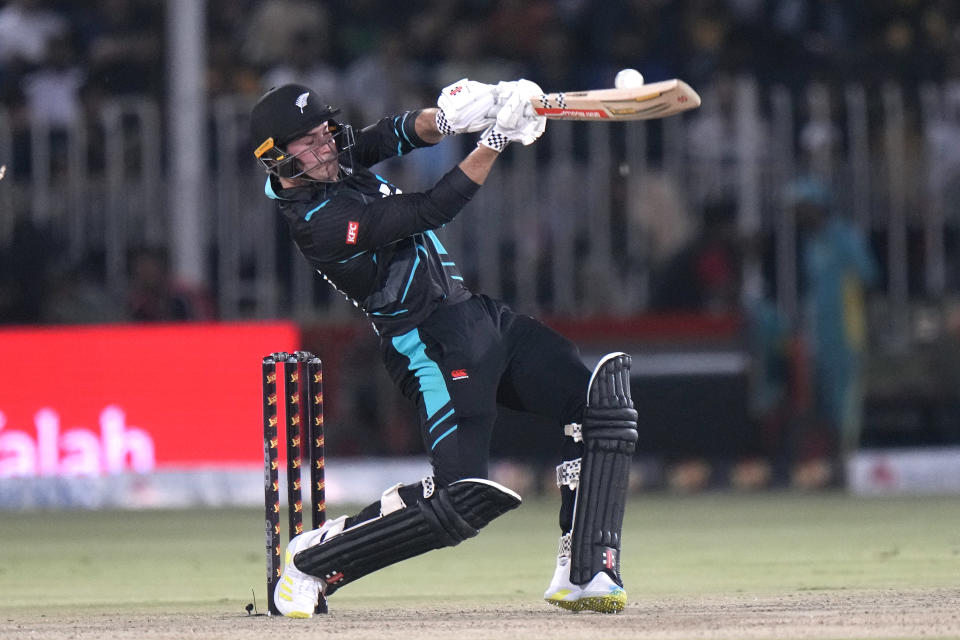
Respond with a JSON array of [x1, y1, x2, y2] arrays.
[[250, 78, 638, 615]]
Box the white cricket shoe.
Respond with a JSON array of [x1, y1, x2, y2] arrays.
[[274, 515, 347, 618], [544, 537, 627, 613], [544, 552, 583, 610], [576, 570, 627, 613]]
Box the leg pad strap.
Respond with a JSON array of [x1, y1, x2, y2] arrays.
[[556, 458, 582, 489]]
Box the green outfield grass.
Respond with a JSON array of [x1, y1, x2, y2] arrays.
[[1, 492, 958, 613]]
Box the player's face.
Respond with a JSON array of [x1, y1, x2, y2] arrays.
[[286, 123, 339, 181]]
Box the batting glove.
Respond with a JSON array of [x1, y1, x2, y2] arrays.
[[436, 78, 498, 135], [478, 79, 547, 151]]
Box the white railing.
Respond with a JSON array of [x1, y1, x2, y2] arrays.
[[2, 77, 959, 347]]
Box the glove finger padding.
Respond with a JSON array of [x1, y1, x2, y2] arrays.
[[495, 88, 528, 131], [437, 78, 498, 135], [514, 79, 546, 145], [521, 115, 546, 146], [492, 79, 541, 118], [492, 79, 547, 146]]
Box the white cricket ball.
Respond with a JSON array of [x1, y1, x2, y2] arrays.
[[615, 68, 644, 89]]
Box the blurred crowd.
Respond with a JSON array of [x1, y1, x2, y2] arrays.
[[2, 0, 957, 324], [3, 0, 957, 482], [1, 0, 959, 131]]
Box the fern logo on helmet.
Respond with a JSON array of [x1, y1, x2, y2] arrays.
[[295, 92, 310, 113]]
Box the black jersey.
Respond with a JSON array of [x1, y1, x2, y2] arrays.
[[265, 110, 479, 336]]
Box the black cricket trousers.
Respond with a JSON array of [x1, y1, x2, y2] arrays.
[[381, 293, 590, 486]]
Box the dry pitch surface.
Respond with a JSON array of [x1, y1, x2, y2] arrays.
[[4, 589, 959, 639], [2, 494, 958, 640]]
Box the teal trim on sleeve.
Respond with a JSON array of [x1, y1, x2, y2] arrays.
[[399, 112, 414, 146]]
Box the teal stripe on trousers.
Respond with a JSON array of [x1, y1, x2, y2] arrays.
[[391, 328, 451, 420]]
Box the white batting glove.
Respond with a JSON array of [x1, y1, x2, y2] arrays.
[[478, 79, 546, 151], [436, 78, 498, 135], [490, 80, 541, 116]]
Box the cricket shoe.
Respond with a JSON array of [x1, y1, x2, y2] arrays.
[[544, 536, 626, 613], [274, 515, 346, 618], [575, 570, 627, 613]]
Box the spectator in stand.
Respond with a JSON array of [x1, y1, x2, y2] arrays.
[[0, 0, 68, 71], [11, 32, 86, 180], [485, 0, 556, 67], [0, 215, 59, 324], [651, 197, 743, 314], [580, 0, 675, 90], [686, 70, 771, 205], [430, 20, 518, 89], [41, 250, 128, 324], [19, 33, 85, 130], [206, 0, 262, 97], [0, 0, 70, 146], [681, 2, 738, 90], [260, 27, 342, 103], [126, 246, 215, 322], [85, 0, 163, 98], [342, 29, 428, 127], [863, 1, 958, 88], [765, 0, 864, 86], [330, 0, 397, 64], [524, 19, 579, 95], [241, 0, 328, 71]]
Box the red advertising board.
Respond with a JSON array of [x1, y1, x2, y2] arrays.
[[0, 322, 299, 476]]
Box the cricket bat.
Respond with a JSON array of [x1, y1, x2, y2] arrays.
[[529, 79, 701, 121]]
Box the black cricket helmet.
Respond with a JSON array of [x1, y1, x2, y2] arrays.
[[250, 83, 355, 182]]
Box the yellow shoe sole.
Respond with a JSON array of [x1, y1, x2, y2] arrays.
[[545, 588, 626, 613], [580, 589, 626, 613], [285, 611, 312, 619], [546, 597, 587, 612]]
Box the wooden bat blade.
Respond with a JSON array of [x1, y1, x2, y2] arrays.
[[530, 79, 701, 121]]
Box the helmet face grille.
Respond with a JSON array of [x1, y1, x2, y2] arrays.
[[256, 122, 356, 183], [251, 84, 341, 156]]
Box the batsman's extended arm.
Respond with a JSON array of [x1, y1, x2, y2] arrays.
[[414, 107, 498, 185]]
